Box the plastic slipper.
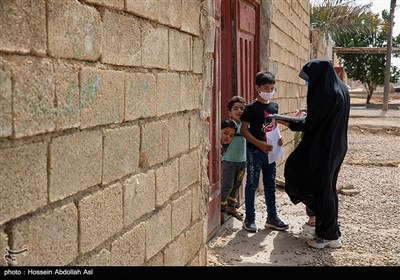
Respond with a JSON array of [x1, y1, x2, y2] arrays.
[[307, 216, 316, 226]]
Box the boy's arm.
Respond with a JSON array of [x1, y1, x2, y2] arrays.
[[240, 121, 273, 154]]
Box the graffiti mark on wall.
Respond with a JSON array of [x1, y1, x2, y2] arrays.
[[4, 245, 28, 265], [13, 76, 101, 135], [73, 39, 82, 60]]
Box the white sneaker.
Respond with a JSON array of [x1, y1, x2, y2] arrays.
[[307, 237, 342, 249]]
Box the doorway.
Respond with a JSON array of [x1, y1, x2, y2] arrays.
[[207, 0, 260, 241]]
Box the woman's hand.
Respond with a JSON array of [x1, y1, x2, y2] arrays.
[[276, 120, 289, 127]]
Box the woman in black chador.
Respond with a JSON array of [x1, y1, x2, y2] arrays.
[[278, 59, 350, 249]]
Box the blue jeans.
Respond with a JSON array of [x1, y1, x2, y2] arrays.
[[244, 147, 277, 222]]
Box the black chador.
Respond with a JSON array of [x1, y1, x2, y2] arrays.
[[284, 59, 350, 240]]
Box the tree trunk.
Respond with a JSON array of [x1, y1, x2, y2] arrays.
[[365, 83, 374, 104], [366, 90, 373, 104]]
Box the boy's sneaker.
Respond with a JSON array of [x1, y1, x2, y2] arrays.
[[243, 220, 257, 232], [307, 237, 342, 249], [265, 217, 289, 231]]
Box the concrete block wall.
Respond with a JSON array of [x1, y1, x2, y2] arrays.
[[259, 0, 311, 177], [0, 0, 213, 266]]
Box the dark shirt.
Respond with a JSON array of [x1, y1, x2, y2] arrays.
[[240, 100, 279, 150]]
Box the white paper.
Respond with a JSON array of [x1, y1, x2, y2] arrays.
[[266, 127, 283, 163]]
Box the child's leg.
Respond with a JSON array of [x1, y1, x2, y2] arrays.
[[244, 148, 262, 222], [262, 161, 277, 219], [220, 161, 236, 213], [227, 164, 246, 208]]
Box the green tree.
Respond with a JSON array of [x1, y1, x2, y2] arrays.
[[311, 0, 380, 40], [335, 10, 400, 104], [311, 1, 400, 104]]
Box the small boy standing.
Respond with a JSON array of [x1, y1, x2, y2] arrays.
[[220, 96, 247, 224], [240, 70, 288, 232]]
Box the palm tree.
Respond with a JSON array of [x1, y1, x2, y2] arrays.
[[311, 0, 381, 41]]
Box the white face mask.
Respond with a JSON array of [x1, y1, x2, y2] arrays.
[[259, 90, 275, 100]]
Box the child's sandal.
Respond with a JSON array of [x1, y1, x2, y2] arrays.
[[227, 208, 244, 221]]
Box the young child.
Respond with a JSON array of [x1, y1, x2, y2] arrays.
[[240, 70, 288, 232], [220, 96, 247, 225], [220, 119, 237, 155]]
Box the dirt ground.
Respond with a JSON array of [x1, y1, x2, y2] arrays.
[[207, 93, 400, 266]]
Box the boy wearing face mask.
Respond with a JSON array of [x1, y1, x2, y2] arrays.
[[240, 70, 288, 232]]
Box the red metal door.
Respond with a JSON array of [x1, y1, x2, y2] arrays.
[[234, 0, 259, 210], [208, 0, 259, 238], [207, 0, 222, 240], [235, 0, 258, 104], [220, 0, 259, 120]]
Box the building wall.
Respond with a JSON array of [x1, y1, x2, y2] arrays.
[[259, 0, 311, 177], [0, 0, 214, 266]]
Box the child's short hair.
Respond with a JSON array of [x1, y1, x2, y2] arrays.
[[221, 119, 237, 130], [227, 96, 246, 111], [256, 71, 275, 86]]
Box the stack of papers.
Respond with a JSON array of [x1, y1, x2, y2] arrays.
[[266, 127, 283, 163], [269, 114, 306, 123]]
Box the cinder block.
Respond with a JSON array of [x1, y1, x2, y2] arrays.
[[123, 171, 155, 226], [102, 11, 141, 66], [189, 114, 206, 149], [84, 0, 124, 9], [179, 150, 199, 191], [103, 126, 140, 184], [50, 131, 102, 202], [191, 185, 201, 221], [0, 61, 12, 137], [155, 159, 179, 207], [0, 142, 47, 224], [126, 0, 159, 22], [0, 0, 46, 54], [189, 247, 207, 266], [10, 204, 78, 266], [192, 37, 204, 74], [188, 254, 200, 266], [11, 58, 56, 138], [125, 72, 157, 121], [141, 120, 168, 167], [184, 221, 203, 262], [156, 72, 181, 116], [181, 0, 201, 36], [142, 23, 168, 69], [181, 74, 200, 111], [145, 252, 163, 266], [126, 0, 181, 28], [78, 249, 111, 266], [164, 234, 186, 266], [146, 205, 171, 259], [79, 183, 123, 254], [159, 0, 182, 28], [110, 222, 145, 266], [171, 191, 192, 238], [54, 62, 80, 130], [80, 68, 124, 128], [169, 29, 191, 71], [167, 115, 189, 157], [48, 0, 101, 60]]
